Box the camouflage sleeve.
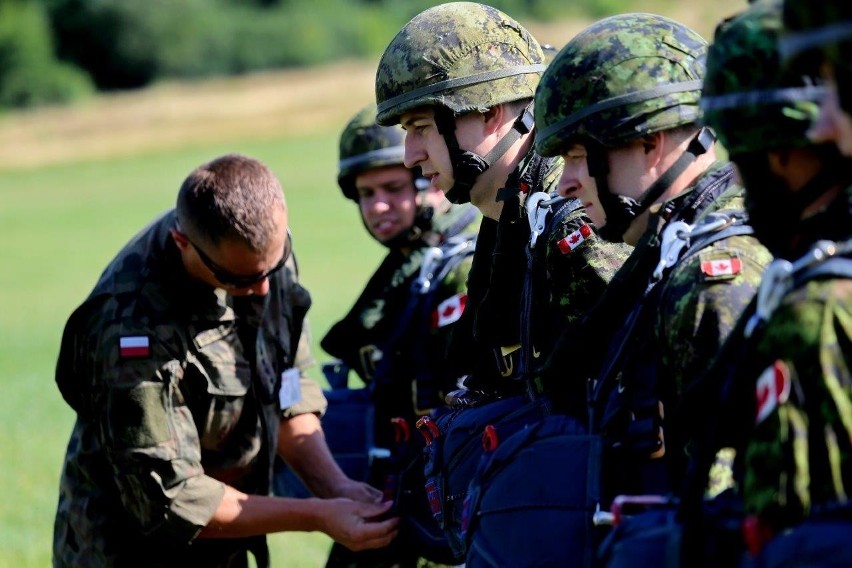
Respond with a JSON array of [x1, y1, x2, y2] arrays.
[[281, 316, 328, 419], [743, 280, 852, 530], [657, 233, 772, 396], [98, 324, 225, 545], [546, 208, 633, 325]]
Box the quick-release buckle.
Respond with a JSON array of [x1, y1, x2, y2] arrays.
[[628, 401, 665, 459], [416, 415, 440, 445]]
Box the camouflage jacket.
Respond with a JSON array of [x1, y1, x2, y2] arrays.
[[742, 186, 852, 533], [589, 161, 773, 500], [320, 203, 478, 446], [448, 150, 632, 393], [53, 210, 323, 567]]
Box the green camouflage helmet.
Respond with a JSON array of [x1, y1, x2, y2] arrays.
[[701, 0, 825, 157], [781, 0, 852, 64], [338, 103, 407, 200], [375, 2, 545, 126], [535, 13, 707, 157]]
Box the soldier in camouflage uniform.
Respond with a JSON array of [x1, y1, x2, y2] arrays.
[[694, 1, 852, 564], [535, 12, 773, 520], [312, 103, 478, 567], [781, 0, 852, 157], [374, 2, 631, 560], [52, 154, 399, 567]]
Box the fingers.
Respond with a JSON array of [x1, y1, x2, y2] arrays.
[[332, 479, 384, 504], [348, 514, 401, 551]]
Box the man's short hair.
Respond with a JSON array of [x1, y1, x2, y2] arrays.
[[176, 154, 285, 252]]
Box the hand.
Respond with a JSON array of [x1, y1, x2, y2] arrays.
[[318, 499, 400, 551], [328, 477, 384, 504]]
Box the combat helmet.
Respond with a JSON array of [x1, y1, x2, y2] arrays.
[[534, 13, 712, 242], [338, 103, 418, 201], [701, 0, 825, 158], [782, 0, 852, 113], [375, 2, 545, 204]]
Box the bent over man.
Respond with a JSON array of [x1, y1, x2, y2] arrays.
[[53, 154, 398, 567]]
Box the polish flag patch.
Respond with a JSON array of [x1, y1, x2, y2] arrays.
[[755, 360, 791, 424], [119, 336, 151, 358], [433, 293, 467, 328], [701, 257, 742, 277], [557, 224, 592, 254]]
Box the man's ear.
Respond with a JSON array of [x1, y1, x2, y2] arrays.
[[641, 133, 658, 154], [642, 131, 666, 170], [482, 105, 504, 130], [170, 227, 190, 251]]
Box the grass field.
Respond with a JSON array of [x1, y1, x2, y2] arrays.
[[0, 95, 386, 567], [0, 2, 749, 565]]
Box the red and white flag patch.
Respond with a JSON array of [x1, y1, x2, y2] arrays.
[[701, 257, 742, 277], [557, 224, 592, 254], [119, 336, 150, 358], [755, 360, 791, 424], [433, 293, 467, 328]]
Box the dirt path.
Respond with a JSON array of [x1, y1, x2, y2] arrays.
[[0, 60, 380, 170]]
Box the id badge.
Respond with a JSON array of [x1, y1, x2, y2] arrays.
[[278, 367, 303, 409]]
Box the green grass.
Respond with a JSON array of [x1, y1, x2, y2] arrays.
[[0, 132, 385, 567]]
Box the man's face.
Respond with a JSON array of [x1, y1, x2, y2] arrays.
[[177, 206, 289, 297], [355, 165, 418, 243], [557, 143, 605, 227], [400, 107, 492, 205], [400, 107, 454, 193]]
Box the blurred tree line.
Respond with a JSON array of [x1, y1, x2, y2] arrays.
[[0, 0, 611, 111]]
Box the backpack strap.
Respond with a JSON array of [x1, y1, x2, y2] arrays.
[[745, 238, 852, 337], [520, 192, 583, 388]]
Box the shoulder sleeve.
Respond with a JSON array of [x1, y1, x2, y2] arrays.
[[658, 232, 772, 393], [99, 322, 225, 545], [547, 208, 633, 325]]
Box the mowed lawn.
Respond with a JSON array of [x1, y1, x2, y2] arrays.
[[0, 92, 386, 566]]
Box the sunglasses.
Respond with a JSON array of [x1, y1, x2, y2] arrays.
[[189, 230, 292, 288]]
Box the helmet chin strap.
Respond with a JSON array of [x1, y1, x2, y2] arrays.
[[436, 104, 535, 204], [589, 127, 716, 242]]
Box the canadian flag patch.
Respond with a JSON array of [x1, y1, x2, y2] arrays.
[[557, 224, 593, 254], [701, 257, 742, 277], [119, 336, 150, 358], [755, 360, 791, 424], [433, 293, 467, 328]]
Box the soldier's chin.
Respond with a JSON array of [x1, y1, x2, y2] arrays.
[[376, 229, 409, 248]]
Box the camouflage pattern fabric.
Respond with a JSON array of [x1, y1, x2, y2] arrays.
[[655, 183, 774, 399], [701, 0, 824, 157], [535, 12, 706, 156], [743, 261, 852, 532], [447, 152, 631, 391], [742, 185, 852, 536], [375, 1, 544, 126], [591, 162, 773, 502], [321, 202, 479, 437], [53, 210, 323, 567]]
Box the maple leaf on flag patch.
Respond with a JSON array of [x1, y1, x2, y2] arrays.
[[432, 293, 467, 328], [701, 258, 742, 277], [557, 224, 592, 254]]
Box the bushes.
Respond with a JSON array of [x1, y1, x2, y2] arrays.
[[0, 0, 93, 109], [2, 0, 628, 110]]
